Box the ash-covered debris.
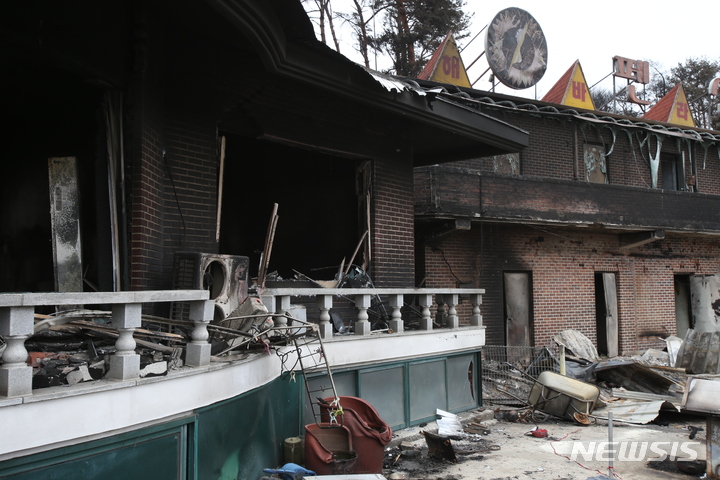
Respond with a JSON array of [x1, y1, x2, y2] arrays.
[[382, 410, 502, 479]]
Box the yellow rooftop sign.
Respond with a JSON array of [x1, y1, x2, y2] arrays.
[[418, 32, 471, 88]]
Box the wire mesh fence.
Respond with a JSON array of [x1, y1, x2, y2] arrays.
[[481, 345, 561, 406]]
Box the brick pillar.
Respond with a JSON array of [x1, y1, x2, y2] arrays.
[[372, 156, 415, 287]]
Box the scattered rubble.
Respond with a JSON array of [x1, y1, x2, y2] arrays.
[[377, 404, 709, 480], [482, 329, 709, 426], [23, 304, 301, 388]]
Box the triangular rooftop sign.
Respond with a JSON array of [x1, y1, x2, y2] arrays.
[[418, 32, 471, 88], [541, 60, 595, 110], [643, 83, 695, 127]]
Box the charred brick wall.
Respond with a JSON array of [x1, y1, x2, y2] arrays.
[[697, 143, 720, 195], [422, 223, 720, 354], [452, 107, 720, 196], [129, 115, 166, 291], [127, 14, 167, 292], [129, 116, 217, 292], [161, 119, 219, 278], [127, 16, 220, 292], [129, 114, 219, 294], [373, 156, 415, 287], [517, 116, 574, 180]]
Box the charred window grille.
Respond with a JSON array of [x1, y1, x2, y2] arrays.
[[583, 144, 607, 184], [481, 345, 560, 406], [492, 152, 520, 175]]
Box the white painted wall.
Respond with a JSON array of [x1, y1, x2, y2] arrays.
[[0, 327, 484, 459]]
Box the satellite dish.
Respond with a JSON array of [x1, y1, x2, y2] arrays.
[[485, 8, 548, 89]]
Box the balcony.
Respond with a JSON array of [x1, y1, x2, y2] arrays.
[[415, 167, 720, 233], [0, 287, 485, 457]]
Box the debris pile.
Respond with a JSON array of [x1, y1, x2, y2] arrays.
[[381, 409, 502, 480], [480, 328, 720, 427], [22, 304, 310, 388], [377, 401, 709, 480]]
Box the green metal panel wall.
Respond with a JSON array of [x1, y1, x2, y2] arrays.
[[0, 418, 191, 480], [409, 360, 446, 422], [305, 351, 480, 431], [0, 354, 476, 479], [0, 377, 302, 480], [195, 376, 302, 480], [447, 354, 477, 411], [360, 366, 405, 428]]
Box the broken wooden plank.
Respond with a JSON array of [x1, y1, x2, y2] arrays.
[[257, 203, 279, 288], [344, 230, 368, 276], [53, 322, 177, 353], [215, 135, 226, 242], [63, 320, 185, 342]]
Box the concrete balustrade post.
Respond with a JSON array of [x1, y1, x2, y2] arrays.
[[445, 294, 459, 328], [389, 294, 404, 333], [186, 300, 214, 367], [418, 294, 433, 330], [435, 295, 447, 327], [316, 295, 333, 339], [470, 294, 483, 326], [109, 303, 142, 380], [275, 295, 291, 328], [354, 294, 372, 335], [0, 306, 34, 397]]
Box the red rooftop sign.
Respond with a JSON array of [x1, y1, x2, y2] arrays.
[[613, 56, 650, 84]]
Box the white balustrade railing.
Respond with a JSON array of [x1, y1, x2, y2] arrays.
[[261, 288, 484, 339], [0, 287, 484, 399], [0, 290, 212, 398]]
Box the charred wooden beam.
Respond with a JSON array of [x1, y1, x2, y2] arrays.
[[418, 218, 471, 244], [619, 229, 664, 249]]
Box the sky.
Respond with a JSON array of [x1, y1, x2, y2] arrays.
[[322, 0, 719, 100]]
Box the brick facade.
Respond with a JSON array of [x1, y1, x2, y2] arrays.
[[424, 224, 720, 354], [125, 24, 421, 293], [161, 119, 218, 277], [420, 100, 720, 355], [455, 106, 720, 194], [373, 156, 416, 287], [127, 23, 221, 293]]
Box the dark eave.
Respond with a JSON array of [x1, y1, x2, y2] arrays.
[[204, 0, 530, 165], [412, 77, 720, 143]]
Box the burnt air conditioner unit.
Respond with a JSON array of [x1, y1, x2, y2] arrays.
[[170, 252, 250, 322]]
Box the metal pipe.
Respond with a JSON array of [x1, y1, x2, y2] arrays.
[[608, 411, 615, 478]]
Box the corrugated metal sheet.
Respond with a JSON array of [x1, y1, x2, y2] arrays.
[[593, 400, 665, 424], [682, 377, 720, 415], [677, 329, 720, 374], [611, 388, 682, 406], [368, 71, 427, 96]]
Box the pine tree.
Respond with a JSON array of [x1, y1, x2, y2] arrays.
[[369, 0, 471, 77]]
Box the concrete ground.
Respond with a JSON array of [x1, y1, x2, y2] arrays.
[[382, 408, 708, 480]]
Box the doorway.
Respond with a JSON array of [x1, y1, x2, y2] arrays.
[[503, 272, 533, 348], [595, 272, 618, 357], [218, 136, 363, 280], [674, 275, 693, 338]]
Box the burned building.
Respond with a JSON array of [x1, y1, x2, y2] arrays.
[[414, 71, 720, 356], [0, 0, 528, 477]]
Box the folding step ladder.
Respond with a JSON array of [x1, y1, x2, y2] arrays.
[[292, 329, 343, 426]]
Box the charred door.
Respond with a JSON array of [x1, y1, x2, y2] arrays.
[[595, 272, 618, 357], [503, 272, 533, 347], [675, 275, 693, 338]]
